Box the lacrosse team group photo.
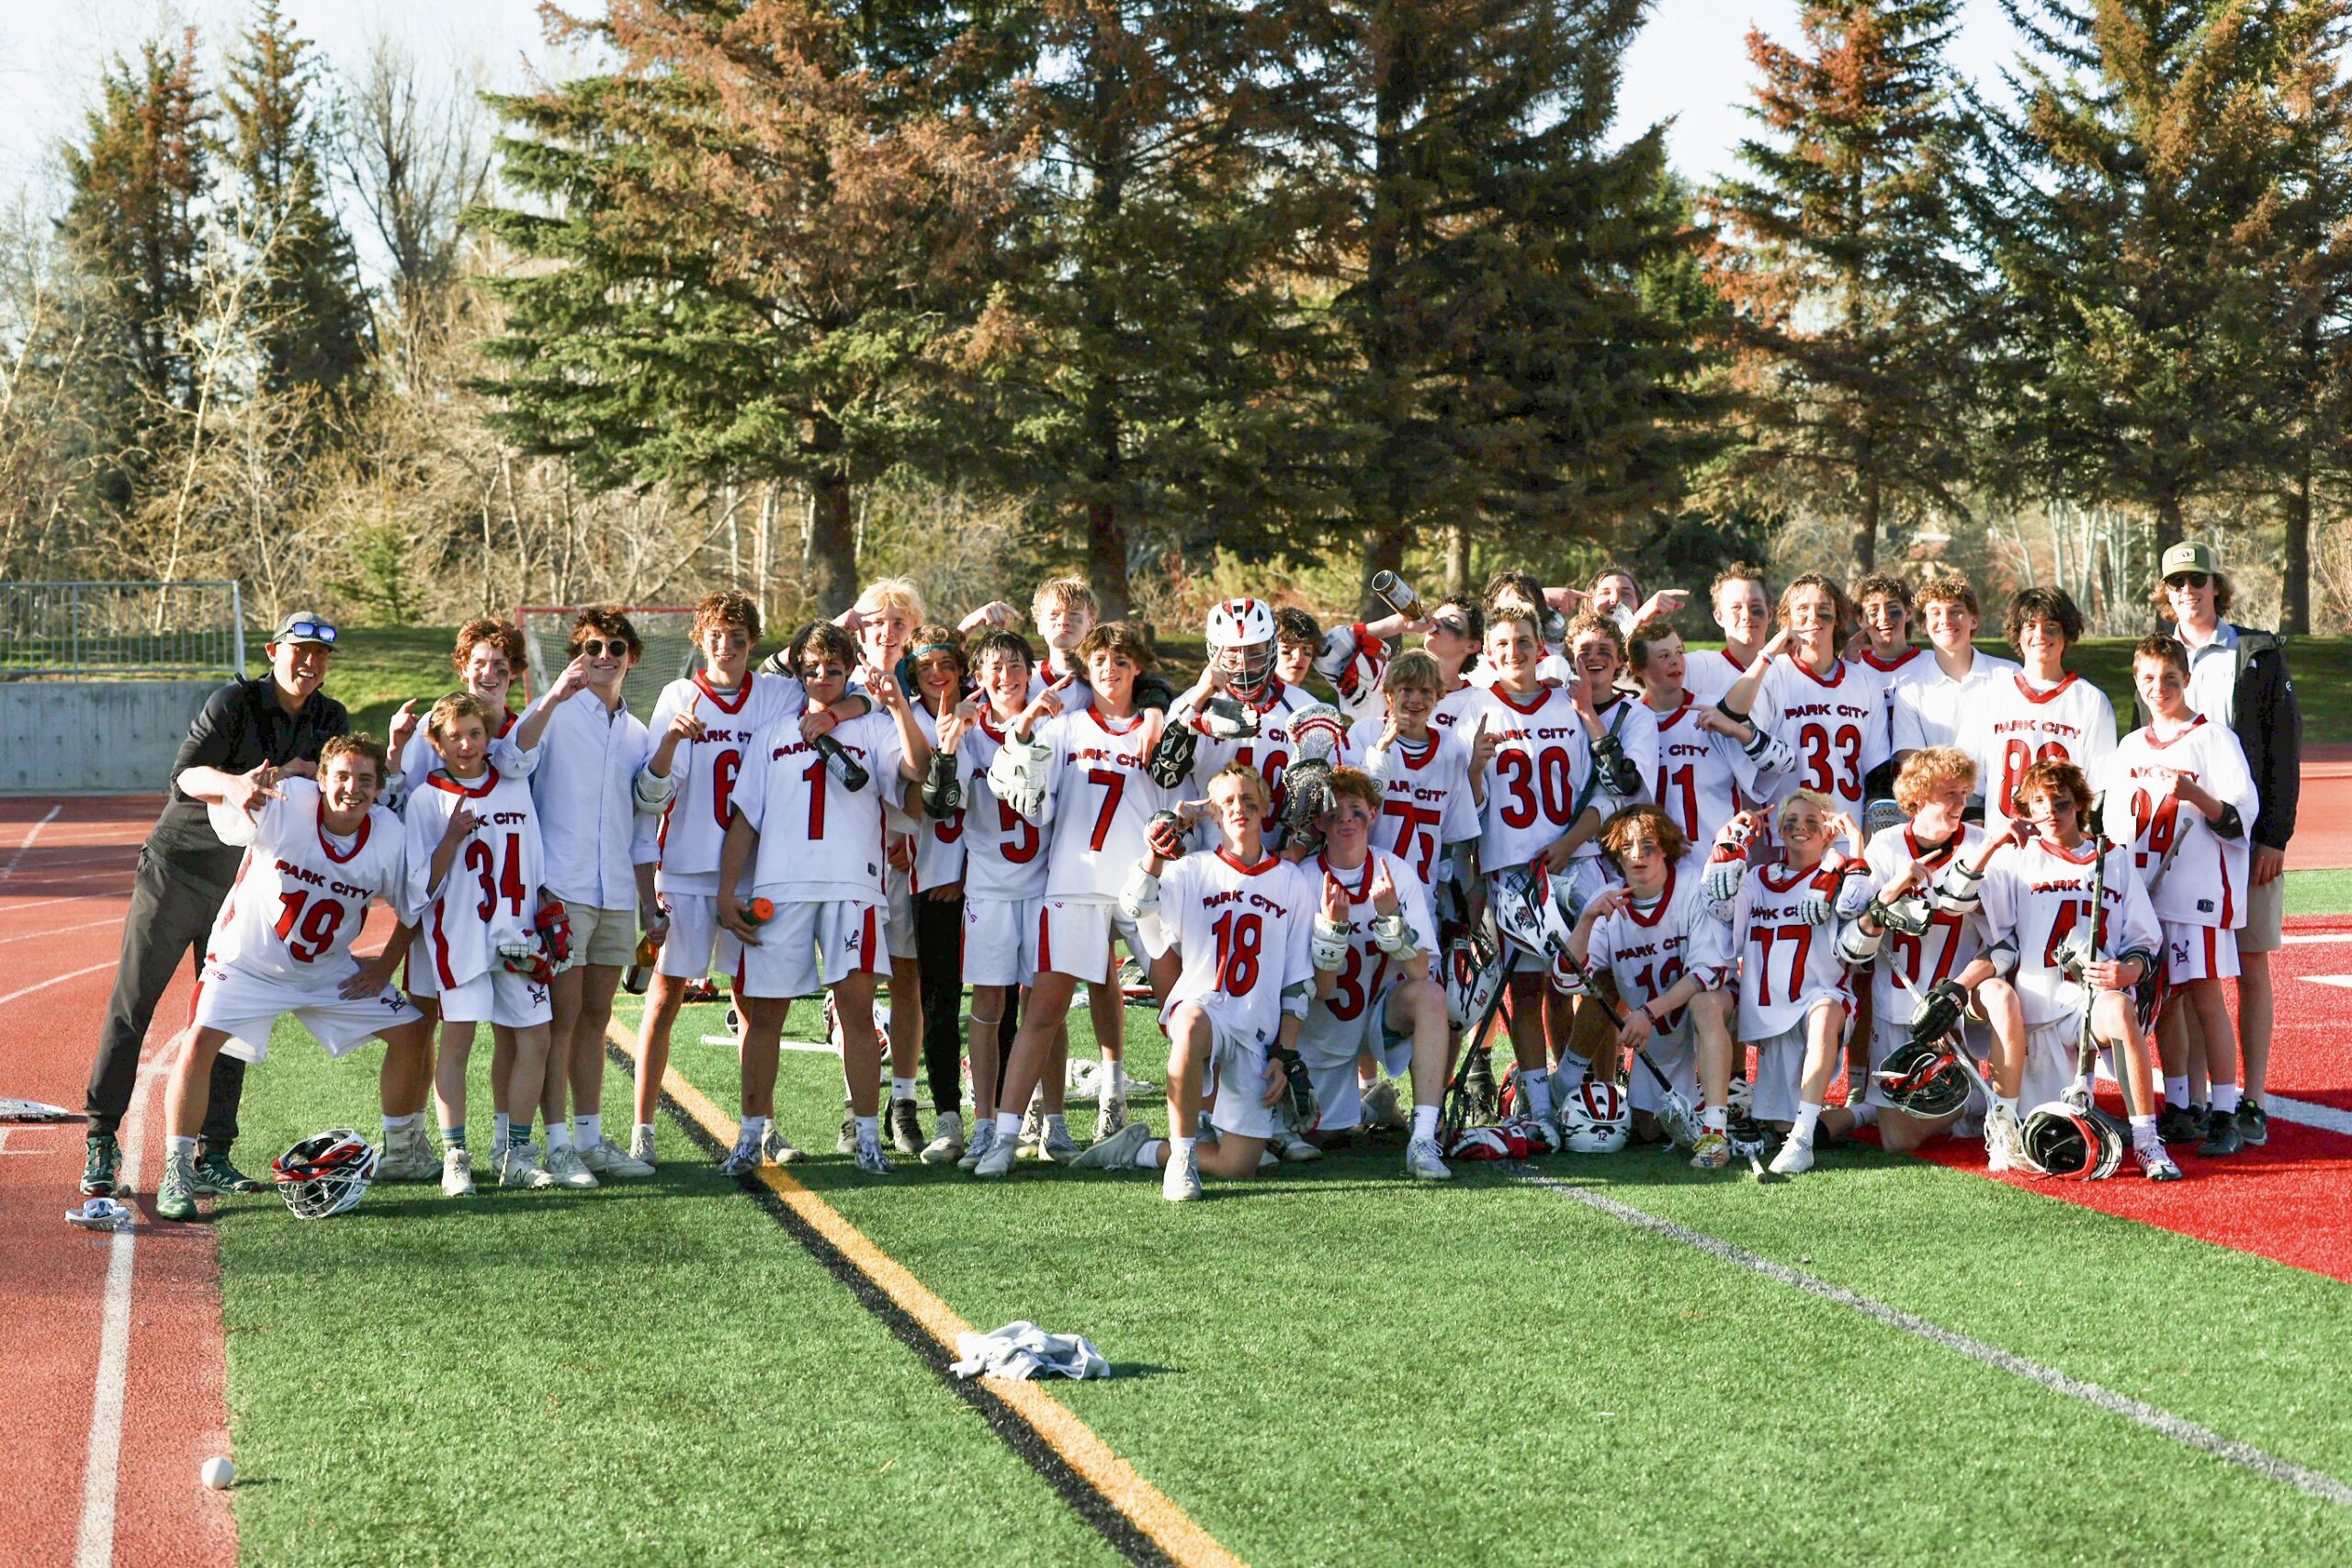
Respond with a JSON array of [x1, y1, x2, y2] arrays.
[[6, 0, 2352, 1565]]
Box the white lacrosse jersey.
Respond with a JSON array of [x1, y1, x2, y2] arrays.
[[1729, 861, 1855, 1040], [1850, 821, 1989, 1023], [910, 703, 967, 893], [1470, 684, 1592, 873], [1035, 706, 1170, 903], [1306, 847, 1437, 1028], [1026, 664, 1094, 715], [956, 708, 1049, 901], [1586, 866, 1733, 1036], [1650, 695, 1777, 863], [1314, 623, 1393, 728], [1964, 671, 2117, 829], [1348, 722, 1481, 888], [1572, 693, 1660, 863], [646, 671, 807, 894], [738, 710, 905, 904], [1975, 836, 2160, 1031], [1187, 680, 1328, 834], [1430, 681, 1486, 735], [1160, 848, 1316, 1045], [1889, 649, 2020, 754], [206, 779, 407, 986], [2102, 716, 2258, 929], [1681, 647, 1753, 706], [403, 764, 546, 990], [1755, 657, 1892, 813], [390, 706, 527, 811]]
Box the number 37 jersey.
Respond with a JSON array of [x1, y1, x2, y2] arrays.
[[207, 778, 408, 986]]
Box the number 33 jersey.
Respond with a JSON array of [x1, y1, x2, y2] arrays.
[[206, 778, 408, 987], [1160, 849, 1316, 1045], [402, 766, 547, 990]]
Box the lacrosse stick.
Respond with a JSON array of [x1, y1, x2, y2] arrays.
[[2075, 791, 2112, 1097], [1556, 954, 1702, 1150], [1439, 945, 1516, 1145]]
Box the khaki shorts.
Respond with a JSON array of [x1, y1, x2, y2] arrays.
[[2239, 875, 2283, 954], [563, 902, 641, 968]]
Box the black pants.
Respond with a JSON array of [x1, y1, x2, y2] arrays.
[[915, 892, 966, 1115], [85, 841, 246, 1149]]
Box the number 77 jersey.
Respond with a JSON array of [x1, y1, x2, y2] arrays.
[[1728, 863, 1855, 1041]]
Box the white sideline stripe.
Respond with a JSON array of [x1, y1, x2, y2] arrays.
[[2268, 1095, 2352, 1137], [0, 804, 62, 881], [2296, 975, 2352, 989], [0, 892, 119, 918], [0, 962, 117, 1009], [1508, 1168, 2352, 1511], [2278, 932, 2352, 944], [0, 917, 120, 948], [74, 1047, 157, 1567]]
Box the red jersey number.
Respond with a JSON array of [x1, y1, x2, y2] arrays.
[[1749, 922, 1814, 1009], [273, 890, 346, 963], [1210, 910, 1264, 995]]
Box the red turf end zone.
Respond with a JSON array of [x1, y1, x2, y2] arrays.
[[1, 797, 235, 1568]]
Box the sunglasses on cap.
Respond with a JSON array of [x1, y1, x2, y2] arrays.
[[2165, 572, 2213, 591], [277, 619, 337, 645]]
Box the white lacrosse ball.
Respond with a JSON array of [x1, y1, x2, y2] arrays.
[[200, 1456, 234, 1490]]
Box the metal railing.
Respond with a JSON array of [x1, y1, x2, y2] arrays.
[[0, 581, 245, 679]]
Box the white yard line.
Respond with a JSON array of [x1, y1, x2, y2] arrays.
[[0, 962, 117, 1009], [0, 804, 62, 881], [2267, 1095, 2352, 1138], [0, 917, 121, 948], [73, 1055, 159, 1568], [1507, 1168, 2352, 1511]]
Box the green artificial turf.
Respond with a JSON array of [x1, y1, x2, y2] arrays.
[[210, 988, 2352, 1568], [2285, 868, 2352, 917]]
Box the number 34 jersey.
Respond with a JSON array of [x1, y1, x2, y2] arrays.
[[207, 777, 408, 986], [401, 764, 547, 990], [1160, 849, 1317, 1046]]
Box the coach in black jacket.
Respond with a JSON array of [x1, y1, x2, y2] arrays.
[[80, 611, 348, 1200], [2146, 543, 2301, 1147]]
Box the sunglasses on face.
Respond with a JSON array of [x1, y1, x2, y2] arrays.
[[579, 638, 630, 658], [281, 621, 337, 645], [2166, 572, 2212, 591]]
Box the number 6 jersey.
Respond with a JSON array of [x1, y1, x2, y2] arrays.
[[206, 778, 408, 985]]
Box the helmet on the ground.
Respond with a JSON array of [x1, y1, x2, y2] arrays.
[[272, 1129, 379, 1218], [1559, 1078, 1630, 1154], [2018, 1101, 2126, 1180], [1872, 1036, 1972, 1121], [1204, 598, 1279, 700]]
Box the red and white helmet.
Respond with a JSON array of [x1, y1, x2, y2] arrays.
[[1559, 1079, 1630, 1153], [272, 1128, 379, 1218], [1204, 597, 1278, 700]]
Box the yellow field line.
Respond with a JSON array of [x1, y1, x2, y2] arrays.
[[606, 1022, 1245, 1568]]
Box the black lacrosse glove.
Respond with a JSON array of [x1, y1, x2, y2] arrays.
[[1909, 977, 1967, 1043], [920, 750, 961, 818], [1270, 1044, 1318, 1129]]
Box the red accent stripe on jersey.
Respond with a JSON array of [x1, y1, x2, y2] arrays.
[[432, 902, 458, 989], [1037, 905, 1053, 975], [1486, 685, 1554, 716], [859, 905, 879, 972], [1860, 646, 1926, 673], [315, 798, 371, 863], [694, 670, 754, 714], [1394, 734, 1441, 772], [495, 707, 519, 739], [1629, 863, 1679, 928], [1316, 852, 1374, 900], [1083, 706, 1148, 736], [1783, 656, 1849, 690], [2220, 851, 2234, 928], [2205, 925, 2220, 976], [425, 770, 500, 799], [1215, 849, 1283, 876], [1755, 862, 1815, 893], [1655, 694, 1696, 732], [2011, 671, 2083, 705], [1902, 827, 1962, 868], [2143, 713, 2209, 750]]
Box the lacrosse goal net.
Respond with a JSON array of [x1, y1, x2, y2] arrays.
[[515, 604, 702, 717]]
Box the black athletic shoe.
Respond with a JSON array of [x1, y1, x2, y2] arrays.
[[193, 1152, 266, 1195], [2156, 1104, 2204, 1145], [2237, 1100, 2268, 1146], [2197, 1108, 2245, 1158], [888, 1099, 924, 1156], [81, 1134, 120, 1196]]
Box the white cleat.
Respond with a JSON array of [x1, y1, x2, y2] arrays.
[[1267, 1129, 1323, 1163], [1072, 1121, 1151, 1171], [717, 1137, 762, 1178], [956, 1121, 997, 1173], [378, 1124, 438, 1182], [628, 1124, 659, 1166], [922, 1111, 966, 1167], [1162, 1144, 1204, 1202], [546, 1144, 599, 1190], [500, 1142, 556, 1190], [973, 1129, 1020, 1179], [1037, 1122, 1081, 1165], [1405, 1136, 1452, 1181], [581, 1137, 654, 1179], [440, 1145, 476, 1198], [854, 1135, 894, 1176], [1094, 1095, 1128, 1143], [1768, 1136, 1815, 1177], [2136, 1144, 2185, 1182], [762, 1124, 805, 1166]]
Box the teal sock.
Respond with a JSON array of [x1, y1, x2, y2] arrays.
[[509, 1121, 531, 1148], [441, 1123, 466, 1150]]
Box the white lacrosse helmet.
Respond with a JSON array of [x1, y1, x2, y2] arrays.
[[1204, 598, 1279, 700], [271, 1129, 379, 1219], [1559, 1079, 1630, 1154]]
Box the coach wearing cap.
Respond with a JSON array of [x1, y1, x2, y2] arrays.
[[79, 611, 350, 1201], [2149, 544, 2301, 1146]]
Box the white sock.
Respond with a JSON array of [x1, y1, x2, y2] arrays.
[[741, 1114, 770, 1146], [546, 1122, 573, 1151], [891, 1077, 916, 1103], [2129, 1113, 2159, 1151], [1170, 1135, 1197, 1164], [1412, 1105, 1440, 1142], [493, 1111, 511, 1148], [995, 1111, 1023, 1140], [1997, 1094, 2019, 1120], [1136, 1139, 1165, 1170], [1554, 1057, 1589, 1090], [1792, 1101, 1824, 1144], [1849, 1102, 1879, 1128], [167, 1134, 197, 1157], [383, 1111, 420, 1134], [2165, 1074, 2191, 1110], [574, 1112, 602, 1149], [855, 1114, 880, 1144], [1702, 1105, 1726, 1133], [2211, 1082, 2241, 1115], [1521, 1068, 1553, 1120]]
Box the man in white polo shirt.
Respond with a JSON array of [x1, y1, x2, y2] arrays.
[[1890, 572, 2020, 816]]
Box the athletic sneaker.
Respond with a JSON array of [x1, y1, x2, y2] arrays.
[[1983, 1106, 2028, 1173], [1037, 1121, 1081, 1164], [1767, 1135, 1815, 1176], [628, 1124, 659, 1165], [155, 1148, 199, 1222], [1688, 1131, 1732, 1171], [2197, 1110, 2244, 1158], [1162, 1143, 1204, 1202], [2156, 1103, 2205, 1145], [1018, 1095, 1045, 1158], [854, 1135, 893, 1176], [1073, 1121, 1151, 1170], [441, 1146, 476, 1198], [1267, 1129, 1323, 1163], [2136, 1144, 2185, 1182], [501, 1142, 556, 1190], [888, 1099, 925, 1156], [81, 1134, 120, 1196], [921, 1111, 966, 1166], [1362, 1077, 1408, 1133], [838, 1112, 857, 1155], [1519, 1115, 1561, 1156], [972, 1129, 1019, 1179], [1257, 1147, 1279, 1172], [194, 1152, 266, 1195], [957, 1121, 997, 1173], [761, 1125, 805, 1166], [1094, 1094, 1128, 1143], [718, 1137, 762, 1177], [547, 1144, 598, 1190], [1405, 1136, 1452, 1181], [2237, 1100, 2269, 1146], [581, 1137, 656, 1179], [377, 1123, 438, 1181]]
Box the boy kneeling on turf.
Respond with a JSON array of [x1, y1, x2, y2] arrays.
[[1081, 763, 1328, 1201], [157, 735, 434, 1220]]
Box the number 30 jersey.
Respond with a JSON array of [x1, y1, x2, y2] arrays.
[[1470, 685, 1592, 871], [1160, 849, 1316, 1045], [646, 671, 808, 896], [207, 778, 408, 987], [402, 765, 546, 990]]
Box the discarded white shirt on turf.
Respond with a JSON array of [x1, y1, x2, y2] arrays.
[[950, 1321, 1111, 1382]]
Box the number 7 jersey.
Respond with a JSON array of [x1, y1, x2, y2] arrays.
[[206, 778, 408, 986]]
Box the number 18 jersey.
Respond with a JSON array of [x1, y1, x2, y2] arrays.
[[1160, 848, 1316, 1047], [208, 778, 407, 986]]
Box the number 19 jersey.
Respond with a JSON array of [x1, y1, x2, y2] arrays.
[[208, 778, 408, 985]]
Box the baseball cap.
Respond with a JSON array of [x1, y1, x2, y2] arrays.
[[270, 610, 339, 646], [2159, 542, 2218, 580]]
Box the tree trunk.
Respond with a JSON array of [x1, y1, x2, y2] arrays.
[[2283, 456, 2312, 636], [1443, 523, 1469, 601], [1852, 465, 1880, 574], [804, 416, 857, 615], [1358, 520, 1410, 621], [1088, 493, 1130, 623]]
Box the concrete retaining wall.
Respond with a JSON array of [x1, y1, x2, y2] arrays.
[[0, 682, 215, 795]]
